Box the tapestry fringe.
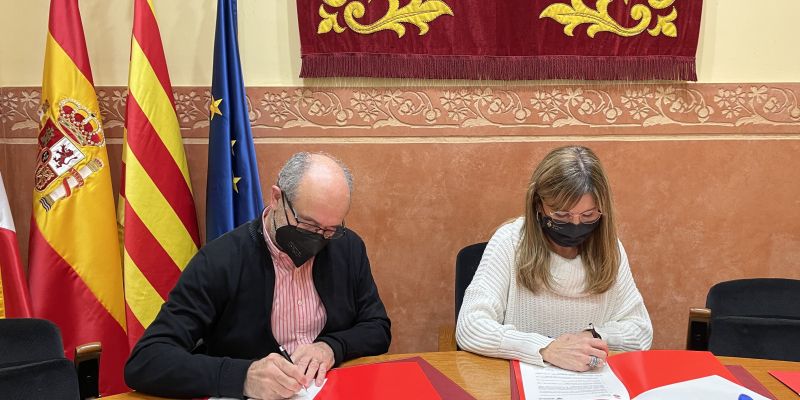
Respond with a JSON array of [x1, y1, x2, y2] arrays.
[[300, 54, 697, 82]]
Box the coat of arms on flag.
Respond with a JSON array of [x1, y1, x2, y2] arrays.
[[34, 99, 105, 210]]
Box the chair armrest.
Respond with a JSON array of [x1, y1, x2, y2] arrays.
[[686, 307, 711, 351], [438, 325, 457, 352], [74, 342, 101, 399]]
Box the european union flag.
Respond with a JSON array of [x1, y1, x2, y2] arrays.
[[206, 0, 263, 242]]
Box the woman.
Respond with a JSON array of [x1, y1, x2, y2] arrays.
[[456, 145, 652, 372]]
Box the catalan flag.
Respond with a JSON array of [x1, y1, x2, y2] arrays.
[[0, 172, 32, 319], [28, 0, 128, 395], [206, 0, 264, 242], [119, 0, 200, 348]]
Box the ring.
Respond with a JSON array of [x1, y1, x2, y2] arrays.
[[588, 355, 599, 368]]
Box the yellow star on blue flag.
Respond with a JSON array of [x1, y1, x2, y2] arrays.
[[209, 96, 223, 120], [232, 176, 242, 193]]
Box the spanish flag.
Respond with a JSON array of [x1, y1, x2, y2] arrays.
[[0, 172, 32, 319], [28, 0, 128, 395], [118, 0, 200, 348]]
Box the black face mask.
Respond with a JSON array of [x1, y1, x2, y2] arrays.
[[272, 195, 330, 267], [538, 214, 600, 248]]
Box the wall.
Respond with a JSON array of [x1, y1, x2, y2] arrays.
[[2, 1, 800, 356]]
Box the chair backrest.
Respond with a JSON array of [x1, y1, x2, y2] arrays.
[[706, 278, 800, 361], [1, 359, 80, 400], [0, 318, 80, 399], [706, 278, 800, 319], [0, 318, 65, 365], [454, 242, 488, 321]]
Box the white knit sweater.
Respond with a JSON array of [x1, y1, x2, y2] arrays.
[[455, 218, 653, 366]]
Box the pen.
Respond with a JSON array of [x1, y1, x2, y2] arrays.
[[587, 323, 602, 339], [278, 345, 294, 364], [278, 345, 309, 393]]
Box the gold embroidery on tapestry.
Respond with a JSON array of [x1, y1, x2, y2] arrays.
[[318, 0, 453, 37], [540, 0, 678, 38]]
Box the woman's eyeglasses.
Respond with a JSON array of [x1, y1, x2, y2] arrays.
[[546, 208, 602, 225]]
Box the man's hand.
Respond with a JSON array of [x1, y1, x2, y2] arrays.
[[243, 353, 309, 399], [291, 342, 335, 386], [540, 332, 609, 372]]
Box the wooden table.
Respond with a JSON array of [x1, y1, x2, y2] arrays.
[[715, 355, 800, 399], [108, 351, 800, 399]]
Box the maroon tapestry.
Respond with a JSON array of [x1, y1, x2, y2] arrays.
[[297, 0, 703, 81]]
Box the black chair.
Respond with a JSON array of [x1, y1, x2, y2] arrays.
[[436, 242, 488, 351], [0, 318, 101, 399], [454, 242, 488, 321], [439, 242, 489, 351], [686, 278, 800, 361]]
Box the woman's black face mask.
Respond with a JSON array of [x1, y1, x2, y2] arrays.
[[538, 213, 600, 248]]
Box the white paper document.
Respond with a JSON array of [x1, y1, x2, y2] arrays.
[[519, 362, 771, 400], [519, 362, 629, 400], [211, 380, 325, 400], [634, 375, 770, 400]]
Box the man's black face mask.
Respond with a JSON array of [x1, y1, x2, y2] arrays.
[[272, 191, 330, 267]]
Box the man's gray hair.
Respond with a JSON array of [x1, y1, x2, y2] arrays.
[[277, 152, 353, 202]]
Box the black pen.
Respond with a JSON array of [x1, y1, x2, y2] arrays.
[[587, 323, 602, 339], [278, 345, 294, 363], [278, 345, 309, 393]]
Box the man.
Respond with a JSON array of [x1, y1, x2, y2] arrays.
[[125, 152, 391, 399]]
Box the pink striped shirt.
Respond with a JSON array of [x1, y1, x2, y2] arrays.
[[262, 207, 326, 354]]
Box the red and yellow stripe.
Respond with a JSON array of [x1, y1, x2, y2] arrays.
[[119, 0, 200, 347], [28, 0, 128, 395]]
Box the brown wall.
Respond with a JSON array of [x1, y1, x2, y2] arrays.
[[2, 84, 800, 354]]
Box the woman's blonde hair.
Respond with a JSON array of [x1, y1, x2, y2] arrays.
[[516, 145, 620, 294]]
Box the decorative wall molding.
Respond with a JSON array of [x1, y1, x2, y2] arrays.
[[2, 84, 799, 136]]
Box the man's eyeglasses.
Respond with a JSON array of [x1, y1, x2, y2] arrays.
[[546, 207, 603, 225], [282, 194, 346, 240]]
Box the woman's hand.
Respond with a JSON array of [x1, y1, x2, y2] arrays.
[[540, 332, 609, 372]]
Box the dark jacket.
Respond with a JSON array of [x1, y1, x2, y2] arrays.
[[124, 218, 391, 398]]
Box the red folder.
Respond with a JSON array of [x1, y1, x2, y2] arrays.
[[768, 370, 800, 395], [608, 350, 739, 398], [386, 357, 476, 399], [315, 361, 441, 400], [511, 350, 742, 399], [726, 365, 776, 400]]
